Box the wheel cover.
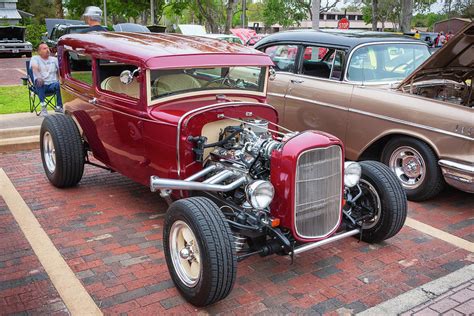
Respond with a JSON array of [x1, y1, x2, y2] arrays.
[[359, 179, 382, 229], [169, 220, 201, 287], [388, 146, 425, 189], [43, 131, 56, 173]]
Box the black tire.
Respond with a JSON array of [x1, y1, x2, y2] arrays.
[[356, 161, 407, 243], [163, 197, 237, 307], [40, 115, 85, 188], [381, 137, 445, 201]]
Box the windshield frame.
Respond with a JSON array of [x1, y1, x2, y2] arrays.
[[146, 66, 268, 106], [344, 41, 430, 86]]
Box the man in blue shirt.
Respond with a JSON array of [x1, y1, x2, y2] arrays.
[[30, 43, 63, 116], [82, 6, 108, 32]]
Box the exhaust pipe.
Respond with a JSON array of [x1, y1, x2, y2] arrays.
[[150, 174, 247, 193], [293, 229, 360, 255]]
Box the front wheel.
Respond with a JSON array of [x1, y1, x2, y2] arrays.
[[163, 197, 237, 307], [351, 161, 407, 243]]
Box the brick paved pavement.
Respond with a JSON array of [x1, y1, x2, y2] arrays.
[[0, 149, 473, 314], [402, 279, 474, 315], [0, 57, 29, 86]]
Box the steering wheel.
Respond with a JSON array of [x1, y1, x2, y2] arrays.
[[202, 76, 237, 88], [389, 62, 409, 74]]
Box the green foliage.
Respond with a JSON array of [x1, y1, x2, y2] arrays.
[[262, 0, 308, 28], [0, 86, 30, 115], [26, 23, 47, 49], [412, 13, 448, 29], [18, 0, 56, 24]]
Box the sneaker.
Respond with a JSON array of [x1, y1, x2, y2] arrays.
[[55, 106, 63, 113], [39, 108, 48, 117]]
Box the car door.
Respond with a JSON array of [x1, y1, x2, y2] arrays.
[[263, 44, 299, 126], [282, 45, 352, 143]]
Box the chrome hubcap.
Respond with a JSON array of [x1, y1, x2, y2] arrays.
[[169, 220, 201, 287], [359, 179, 382, 229], [43, 131, 56, 173], [388, 146, 425, 189]]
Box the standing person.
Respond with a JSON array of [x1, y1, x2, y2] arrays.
[[30, 43, 63, 116], [82, 6, 108, 32], [446, 30, 453, 41], [438, 31, 446, 47], [414, 30, 421, 39]]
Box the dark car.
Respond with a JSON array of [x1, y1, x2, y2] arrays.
[[39, 31, 407, 306], [45, 24, 90, 53], [0, 26, 32, 57]]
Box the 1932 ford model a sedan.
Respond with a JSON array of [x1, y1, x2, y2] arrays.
[[40, 32, 407, 306]]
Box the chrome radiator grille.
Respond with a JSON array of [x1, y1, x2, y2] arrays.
[[295, 145, 342, 238]]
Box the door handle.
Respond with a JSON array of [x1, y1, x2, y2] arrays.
[[88, 97, 97, 105], [290, 79, 304, 84]]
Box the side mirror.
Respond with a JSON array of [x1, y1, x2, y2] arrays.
[[269, 67, 276, 81], [120, 68, 140, 85]]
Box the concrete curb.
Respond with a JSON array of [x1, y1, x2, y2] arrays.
[[358, 264, 474, 315]]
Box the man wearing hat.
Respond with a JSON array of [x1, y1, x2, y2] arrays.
[[82, 6, 108, 32]]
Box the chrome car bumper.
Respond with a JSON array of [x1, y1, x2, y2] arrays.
[[438, 160, 474, 193]]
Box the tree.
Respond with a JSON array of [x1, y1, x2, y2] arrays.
[[372, 0, 377, 31], [55, 0, 64, 18], [262, 0, 308, 28], [400, 0, 414, 32], [311, 0, 320, 30], [225, 0, 238, 33]]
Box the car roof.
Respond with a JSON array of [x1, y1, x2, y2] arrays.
[[59, 32, 272, 68], [255, 29, 424, 50]]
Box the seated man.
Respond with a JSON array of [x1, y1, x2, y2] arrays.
[[30, 43, 63, 116]]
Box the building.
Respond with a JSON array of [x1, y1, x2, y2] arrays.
[[434, 17, 471, 35], [250, 11, 397, 32], [0, 0, 33, 25]]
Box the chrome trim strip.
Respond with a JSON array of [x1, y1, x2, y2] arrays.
[[176, 101, 276, 177], [286, 94, 347, 112], [294, 145, 343, 239], [438, 160, 474, 174], [343, 41, 429, 84], [349, 108, 474, 141], [293, 229, 360, 255], [267, 92, 286, 98]]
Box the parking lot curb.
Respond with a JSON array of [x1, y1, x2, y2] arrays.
[[357, 264, 474, 315]]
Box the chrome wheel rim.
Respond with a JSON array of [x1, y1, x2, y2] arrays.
[[388, 146, 425, 189], [169, 220, 201, 287], [359, 179, 381, 229], [43, 131, 56, 173]]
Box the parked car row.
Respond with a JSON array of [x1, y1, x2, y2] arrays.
[[0, 26, 32, 57], [255, 24, 473, 201], [37, 23, 471, 307]]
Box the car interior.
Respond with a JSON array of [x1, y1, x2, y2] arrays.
[[97, 59, 140, 98]]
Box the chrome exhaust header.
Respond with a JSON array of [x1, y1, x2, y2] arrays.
[[150, 166, 247, 193], [293, 229, 360, 255]]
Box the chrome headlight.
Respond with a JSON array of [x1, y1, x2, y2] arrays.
[[246, 180, 274, 209], [344, 161, 361, 188]]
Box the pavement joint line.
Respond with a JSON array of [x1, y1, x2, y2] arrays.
[[0, 168, 102, 316], [405, 217, 474, 252], [357, 264, 474, 316]]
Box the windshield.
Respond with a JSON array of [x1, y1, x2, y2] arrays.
[[347, 43, 430, 83], [150, 66, 266, 101]]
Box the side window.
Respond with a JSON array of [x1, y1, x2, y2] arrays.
[[264, 45, 298, 73], [301, 45, 334, 79], [329, 50, 344, 80], [97, 59, 139, 99], [67, 51, 93, 85]]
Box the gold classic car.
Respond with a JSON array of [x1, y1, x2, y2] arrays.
[[255, 23, 473, 201]]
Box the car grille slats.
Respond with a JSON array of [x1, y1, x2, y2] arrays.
[[295, 146, 342, 238]]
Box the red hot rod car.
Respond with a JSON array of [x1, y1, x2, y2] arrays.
[[40, 32, 407, 306]]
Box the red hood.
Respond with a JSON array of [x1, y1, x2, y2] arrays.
[[149, 97, 277, 125]]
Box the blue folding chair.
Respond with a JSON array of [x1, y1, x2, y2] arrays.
[[21, 60, 57, 116]]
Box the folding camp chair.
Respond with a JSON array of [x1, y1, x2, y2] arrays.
[[21, 60, 57, 116]]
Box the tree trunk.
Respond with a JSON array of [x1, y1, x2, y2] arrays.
[[400, 0, 413, 33], [371, 0, 378, 31], [311, 0, 320, 30], [225, 0, 237, 34], [55, 0, 64, 19]]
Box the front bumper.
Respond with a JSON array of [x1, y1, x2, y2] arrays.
[[438, 160, 474, 193]]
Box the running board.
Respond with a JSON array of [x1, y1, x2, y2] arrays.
[[293, 229, 360, 255]]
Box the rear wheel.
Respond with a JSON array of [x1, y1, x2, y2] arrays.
[[354, 161, 407, 243], [163, 197, 237, 306], [40, 115, 84, 187]]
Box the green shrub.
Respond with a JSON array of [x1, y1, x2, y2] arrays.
[[25, 23, 47, 49]]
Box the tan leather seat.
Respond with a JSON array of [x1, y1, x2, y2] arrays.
[[153, 74, 201, 96], [101, 76, 140, 99]]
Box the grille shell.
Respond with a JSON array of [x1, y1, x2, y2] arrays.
[[294, 145, 343, 239]]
